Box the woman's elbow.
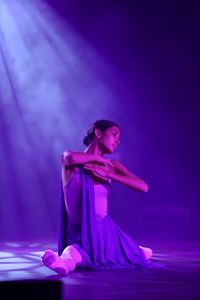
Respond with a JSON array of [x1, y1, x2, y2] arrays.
[[143, 182, 149, 192], [138, 180, 149, 192], [61, 151, 73, 165]]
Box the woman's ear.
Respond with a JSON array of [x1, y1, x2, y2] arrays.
[[94, 129, 102, 140]]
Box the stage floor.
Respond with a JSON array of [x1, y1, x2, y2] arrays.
[[0, 241, 200, 299]]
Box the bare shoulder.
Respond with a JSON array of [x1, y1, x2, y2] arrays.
[[61, 150, 77, 186]]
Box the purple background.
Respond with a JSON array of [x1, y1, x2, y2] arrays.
[[0, 0, 199, 244]]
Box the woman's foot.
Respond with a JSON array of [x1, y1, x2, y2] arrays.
[[41, 249, 69, 276], [139, 246, 153, 260]]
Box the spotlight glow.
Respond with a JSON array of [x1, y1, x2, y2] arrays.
[[0, 0, 121, 240]]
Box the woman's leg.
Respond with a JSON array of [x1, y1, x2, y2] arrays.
[[41, 245, 84, 275], [41, 249, 69, 275], [61, 245, 83, 271]]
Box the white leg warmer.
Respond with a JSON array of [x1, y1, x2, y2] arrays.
[[41, 249, 68, 275], [41, 245, 84, 275], [139, 246, 153, 260], [61, 245, 83, 271]]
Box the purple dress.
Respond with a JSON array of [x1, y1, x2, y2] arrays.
[[58, 167, 155, 269]]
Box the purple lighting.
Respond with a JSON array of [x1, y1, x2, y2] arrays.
[[0, 0, 124, 241], [0, 0, 199, 298]]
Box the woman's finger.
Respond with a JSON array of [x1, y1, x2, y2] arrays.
[[102, 159, 113, 167], [107, 161, 114, 167], [92, 171, 107, 179], [84, 165, 95, 171]]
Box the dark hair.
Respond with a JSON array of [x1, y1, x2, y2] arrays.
[[83, 119, 119, 146]]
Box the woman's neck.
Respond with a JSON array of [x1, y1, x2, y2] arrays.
[[84, 142, 104, 156]]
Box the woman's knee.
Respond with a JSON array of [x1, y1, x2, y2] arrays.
[[62, 245, 83, 264]]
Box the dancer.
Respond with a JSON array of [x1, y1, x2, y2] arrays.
[[41, 120, 153, 275]]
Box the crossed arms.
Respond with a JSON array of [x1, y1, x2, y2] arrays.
[[61, 151, 148, 192]]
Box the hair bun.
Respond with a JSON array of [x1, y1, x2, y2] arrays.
[[83, 135, 91, 146]]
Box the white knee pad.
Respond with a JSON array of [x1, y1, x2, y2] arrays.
[[62, 245, 83, 264]]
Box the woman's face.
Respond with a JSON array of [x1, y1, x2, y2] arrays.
[[100, 126, 120, 154]]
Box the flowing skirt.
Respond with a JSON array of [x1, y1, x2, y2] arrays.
[[69, 215, 154, 270], [59, 168, 163, 270]]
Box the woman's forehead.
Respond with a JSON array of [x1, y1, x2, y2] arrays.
[[109, 126, 120, 135]]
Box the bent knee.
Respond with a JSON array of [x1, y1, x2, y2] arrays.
[[62, 245, 83, 264]]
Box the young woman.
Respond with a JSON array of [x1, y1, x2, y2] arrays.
[[41, 120, 153, 275]]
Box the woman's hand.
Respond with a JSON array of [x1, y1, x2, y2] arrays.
[[94, 156, 113, 168], [83, 163, 109, 181]]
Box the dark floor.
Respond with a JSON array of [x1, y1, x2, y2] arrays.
[[0, 241, 200, 299]]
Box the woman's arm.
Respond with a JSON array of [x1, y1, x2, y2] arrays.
[[108, 172, 148, 192], [109, 160, 149, 192], [61, 151, 113, 167], [83, 160, 148, 192]]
